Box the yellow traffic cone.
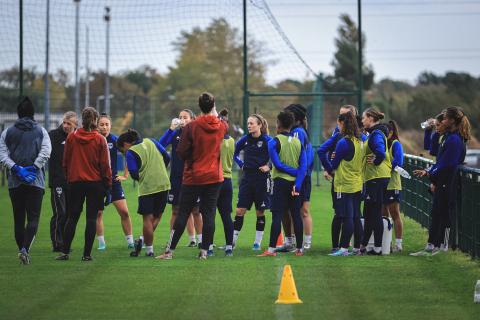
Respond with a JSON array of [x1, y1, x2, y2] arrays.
[[275, 264, 303, 304]]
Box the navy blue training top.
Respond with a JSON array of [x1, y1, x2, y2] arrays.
[[106, 134, 119, 179], [159, 128, 184, 180], [424, 128, 441, 157], [428, 132, 466, 179], [234, 133, 271, 170]]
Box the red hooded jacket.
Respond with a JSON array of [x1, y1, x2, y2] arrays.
[[176, 114, 228, 185], [63, 128, 112, 188]]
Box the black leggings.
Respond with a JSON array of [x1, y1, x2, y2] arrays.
[[9, 185, 45, 252], [63, 181, 104, 256], [362, 178, 389, 248]]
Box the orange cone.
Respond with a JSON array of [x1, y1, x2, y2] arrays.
[[276, 232, 284, 248], [275, 264, 303, 304]]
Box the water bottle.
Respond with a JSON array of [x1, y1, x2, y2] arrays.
[[395, 166, 411, 179], [420, 121, 430, 129], [475, 280, 480, 303]]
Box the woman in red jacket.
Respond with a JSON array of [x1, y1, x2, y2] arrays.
[[56, 107, 112, 261]]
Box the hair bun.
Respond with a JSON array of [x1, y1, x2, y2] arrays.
[[219, 108, 229, 117]]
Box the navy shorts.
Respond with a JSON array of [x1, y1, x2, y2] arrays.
[[138, 191, 168, 217], [384, 189, 402, 204], [217, 178, 233, 215], [111, 181, 125, 202], [168, 177, 182, 205], [237, 171, 271, 211], [334, 192, 362, 218], [301, 175, 312, 203], [364, 178, 390, 204], [270, 178, 301, 214]]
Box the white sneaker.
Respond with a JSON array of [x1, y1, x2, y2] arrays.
[[440, 243, 449, 252], [304, 242, 312, 250]]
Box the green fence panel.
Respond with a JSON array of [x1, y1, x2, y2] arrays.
[[402, 154, 480, 259]]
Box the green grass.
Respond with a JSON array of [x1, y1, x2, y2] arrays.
[[0, 177, 479, 320]]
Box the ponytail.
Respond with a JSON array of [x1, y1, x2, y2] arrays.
[[445, 106, 471, 141], [117, 129, 141, 150], [82, 107, 99, 131], [251, 114, 269, 135], [363, 107, 385, 122], [338, 112, 360, 139], [387, 120, 400, 147]]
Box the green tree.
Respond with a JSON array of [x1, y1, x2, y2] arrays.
[[328, 14, 374, 92]]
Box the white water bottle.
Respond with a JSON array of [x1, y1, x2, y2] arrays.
[[475, 280, 480, 303], [420, 121, 430, 129], [394, 166, 411, 179]]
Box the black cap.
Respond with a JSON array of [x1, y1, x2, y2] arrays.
[[17, 96, 35, 119]]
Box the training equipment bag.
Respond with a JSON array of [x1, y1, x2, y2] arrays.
[[361, 217, 393, 255]]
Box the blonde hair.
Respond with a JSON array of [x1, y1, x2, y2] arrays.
[[250, 114, 269, 135]]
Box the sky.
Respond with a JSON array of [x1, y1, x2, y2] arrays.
[[1, 0, 479, 85], [268, 0, 480, 83]]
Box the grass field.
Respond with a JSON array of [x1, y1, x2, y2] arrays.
[[0, 177, 479, 320]]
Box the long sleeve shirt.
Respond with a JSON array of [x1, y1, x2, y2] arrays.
[[159, 128, 184, 180], [233, 133, 271, 170], [126, 138, 170, 181], [390, 140, 404, 169], [428, 132, 465, 179], [424, 128, 441, 157], [267, 133, 307, 190], [323, 137, 355, 174], [367, 130, 387, 166]]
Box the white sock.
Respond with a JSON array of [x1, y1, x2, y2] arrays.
[[197, 234, 202, 243], [189, 235, 195, 242], [126, 235, 134, 245], [292, 235, 296, 245], [225, 245, 233, 251], [268, 247, 276, 253], [233, 231, 240, 243], [374, 246, 382, 253], [97, 236, 105, 246], [396, 238, 402, 245], [209, 244, 214, 251], [304, 234, 312, 243], [254, 231, 264, 245], [146, 246, 153, 254], [139, 235, 144, 241]]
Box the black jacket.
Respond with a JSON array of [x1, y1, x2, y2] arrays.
[[48, 125, 68, 187]]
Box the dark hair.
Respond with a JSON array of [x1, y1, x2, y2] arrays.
[[198, 92, 215, 114], [444, 106, 471, 141], [249, 114, 269, 135], [99, 112, 111, 121], [117, 129, 141, 150], [82, 107, 99, 131], [363, 107, 385, 122], [338, 112, 360, 139], [435, 113, 444, 122], [180, 109, 196, 120], [284, 103, 307, 129], [17, 96, 35, 119], [277, 111, 295, 131], [219, 108, 229, 122], [340, 104, 358, 116], [387, 120, 400, 147]]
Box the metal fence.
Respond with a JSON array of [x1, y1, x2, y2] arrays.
[[403, 154, 480, 259]]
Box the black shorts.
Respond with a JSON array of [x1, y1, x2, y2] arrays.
[[138, 191, 168, 217], [301, 175, 312, 203], [384, 189, 401, 204], [237, 171, 271, 211], [168, 177, 182, 205], [111, 181, 125, 202], [364, 178, 390, 204]]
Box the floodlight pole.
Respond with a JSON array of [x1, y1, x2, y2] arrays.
[[44, 0, 50, 130], [85, 26, 90, 107], [357, 0, 363, 113], [19, 0, 23, 98], [104, 6, 111, 115], [242, 0, 249, 132], [74, 0, 81, 117]]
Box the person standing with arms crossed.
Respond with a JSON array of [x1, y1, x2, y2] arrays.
[[157, 92, 228, 260], [0, 97, 51, 264]]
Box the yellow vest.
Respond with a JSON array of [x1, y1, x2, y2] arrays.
[[364, 130, 392, 181], [387, 140, 402, 191], [221, 136, 235, 179], [334, 137, 365, 193], [271, 134, 301, 182]]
